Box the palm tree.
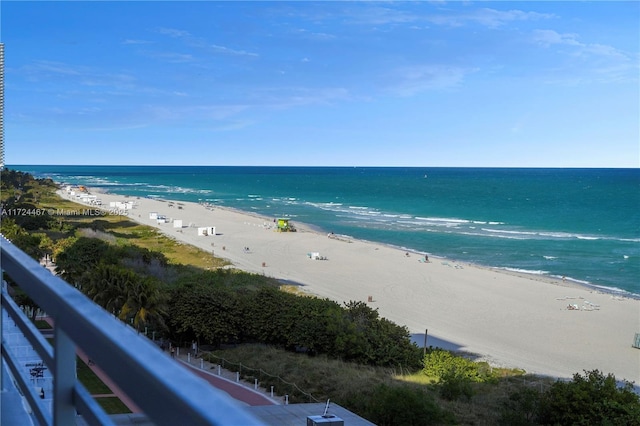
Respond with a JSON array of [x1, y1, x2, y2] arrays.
[[85, 264, 136, 315], [119, 277, 167, 333]]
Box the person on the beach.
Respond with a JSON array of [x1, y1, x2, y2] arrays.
[[425, 254, 429, 262]]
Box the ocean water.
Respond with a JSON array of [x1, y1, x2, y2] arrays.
[[13, 165, 640, 297]]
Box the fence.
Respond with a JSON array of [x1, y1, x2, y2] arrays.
[[205, 352, 321, 404]]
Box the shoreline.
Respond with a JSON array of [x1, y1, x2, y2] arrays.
[[96, 188, 624, 298], [59, 186, 640, 385], [203, 201, 637, 301], [93, 188, 639, 301]]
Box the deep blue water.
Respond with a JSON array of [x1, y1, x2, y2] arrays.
[[13, 165, 640, 297]]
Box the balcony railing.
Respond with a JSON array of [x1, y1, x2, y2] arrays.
[[0, 236, 265, 425]]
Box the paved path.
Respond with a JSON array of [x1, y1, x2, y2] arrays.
[[176, 355, 278, 406]]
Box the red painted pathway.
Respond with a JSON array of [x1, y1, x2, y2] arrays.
[[178, 360, 276, 406]]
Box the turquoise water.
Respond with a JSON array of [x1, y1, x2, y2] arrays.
[[14, 165, 640, 297]]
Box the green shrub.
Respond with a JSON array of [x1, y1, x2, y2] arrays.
[[538, 370, 640, 426], [499, 386, 542, 425], [438, 369, 474, 401], [423, 349, 484, 382], [366, 384, 453, 425]]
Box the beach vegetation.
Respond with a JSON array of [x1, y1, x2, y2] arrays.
[[54, 236, 114, 284], [1, 169, 56, 205], [421, 348, 502, 401], [422, 348, 496, 383], [498, 369, 640, 425], [364, 383, 455, 425], [84, 264, 164, 327], [205, 343, 454, 425], [166, 280, 423, 368], [0, 216, 54, 261], [537, 369, 640, 425]]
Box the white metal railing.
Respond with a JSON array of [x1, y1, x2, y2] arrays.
[[0, 236, 265, 425]]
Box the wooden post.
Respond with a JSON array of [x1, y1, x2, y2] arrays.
[[423, 329, 428, 356]]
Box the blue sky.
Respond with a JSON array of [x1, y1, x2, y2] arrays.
[[3, 1, 639, 167]]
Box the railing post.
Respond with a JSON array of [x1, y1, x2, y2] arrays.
[[53, 327, 77, 424], [1, 278, 4, 417]]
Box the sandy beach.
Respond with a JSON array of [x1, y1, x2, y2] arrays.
[[62, 189, 640, 385]]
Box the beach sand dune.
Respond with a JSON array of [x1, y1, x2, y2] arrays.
[[67, 190, 640, 385]]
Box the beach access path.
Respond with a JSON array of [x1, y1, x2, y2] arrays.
[[64, 190, 640, 386]]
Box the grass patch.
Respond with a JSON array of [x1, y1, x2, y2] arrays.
[[43, 338, 130, 413], [76, 358, 112, 394], [35, 320, 52, 329], [279, 284, 309, 296], [94, 397, 132, 415]]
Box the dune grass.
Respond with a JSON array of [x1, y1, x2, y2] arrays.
[[206, 343, 546, 425]]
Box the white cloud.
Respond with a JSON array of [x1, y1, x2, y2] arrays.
[[210, 44, 259, 57], [249, 86, 352, 109], [426, 7, 554, 28], [387, 65, 472, 96], [25, 60, 82, 77], [532, 29, 629, 59], [157, 27, 191, 38], [531, 29, 637, 82], [531, 29, 581, 47], [293, 29, 337, 41], [148, 52, 195, 63]]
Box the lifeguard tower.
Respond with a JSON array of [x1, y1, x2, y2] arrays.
[[276, 218, 296, 232]]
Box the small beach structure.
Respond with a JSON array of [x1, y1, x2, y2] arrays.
[[197, 226, 216, 236], [276, 218, 296, 232], [308, 252, 327, 260], [109, 200, 133, 210], [173, 219, 183, 228], [79, 194, 98, 204]]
